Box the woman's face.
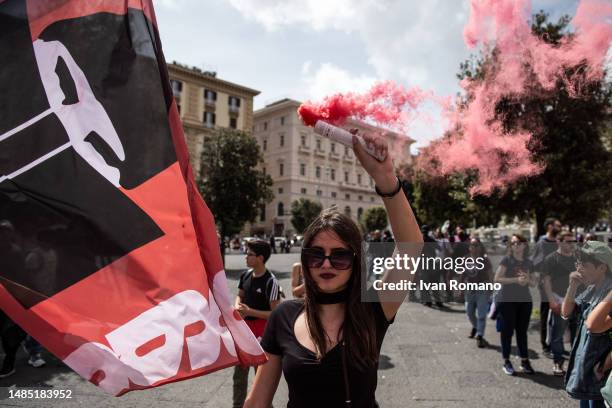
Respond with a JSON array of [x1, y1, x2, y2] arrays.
[[307, 229, 353, 293], [510, 236, 525, 257]]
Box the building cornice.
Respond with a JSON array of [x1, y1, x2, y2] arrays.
[[168, 63, 260, 97], [254, 98, 302, 118]]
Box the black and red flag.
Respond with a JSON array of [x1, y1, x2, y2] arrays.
[[0, 0, 266, 395]]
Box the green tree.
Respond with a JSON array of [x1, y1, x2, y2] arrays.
[[412, 170, 500, 228], [360, 206, 388, 232], [290, 198, 323, 234], [454, 11, 612, 236], [198, 128, 273, 259]]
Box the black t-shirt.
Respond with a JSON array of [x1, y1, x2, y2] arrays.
[[260, 297, 393, 408], [532, 237, 557, 270], [542, 251, 576, 297], [499, 255, 533, 302], [238, 269, 281, 320], [464, 257, 492, 285]]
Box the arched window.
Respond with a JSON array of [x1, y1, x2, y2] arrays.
[[357, 207, 363, 220], [277, 202, 284, 216], [344, 206, 351, 217]]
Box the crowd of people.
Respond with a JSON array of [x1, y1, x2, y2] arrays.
[[400, 217, 612, 407]]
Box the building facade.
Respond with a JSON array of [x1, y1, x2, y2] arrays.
[[167, 62, 260, 178], [250, 98, 414, 237]]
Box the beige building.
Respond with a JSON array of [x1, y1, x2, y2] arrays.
[[250, 98, 414, 237], [167, 62, 260, 177]]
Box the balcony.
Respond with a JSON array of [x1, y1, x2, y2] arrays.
[[298, 145, 311, 155], [342, 154, 353, 163], [204, 122, 215, 129], [329, 151, 341, 160], [229, 105, 240, 114], [204, 98, 216, 108], [314, 148, 326, 158]]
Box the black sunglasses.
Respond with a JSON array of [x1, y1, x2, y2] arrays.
[[301, 247, 355, 270]]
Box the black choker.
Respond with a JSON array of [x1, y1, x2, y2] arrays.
[[314, 287, 350, 304]]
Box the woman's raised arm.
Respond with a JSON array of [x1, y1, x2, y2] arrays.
[[352, 131, 423, 320]]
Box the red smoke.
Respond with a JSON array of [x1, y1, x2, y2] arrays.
[[298, 0, 611, 195], [298, 81, 426, 128]]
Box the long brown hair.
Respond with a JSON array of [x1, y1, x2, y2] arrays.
[[301, 208, 378, 370]]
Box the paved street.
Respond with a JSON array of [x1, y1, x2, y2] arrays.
[[0, 253, 575, 407]]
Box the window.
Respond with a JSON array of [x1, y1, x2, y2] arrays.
[[344, 146, 349, 155], [170, 80, 182, 95], [203, 111, 215, 127], [277, 202, 284, 216], [316, 166, 321, 178], [263, 121, 268, 131], [228, 96, 241, 107], [358, 195, 363, 201], [370, 177, 374, 186], [301, 188, 307, 194], [344, 206, 351, 217], [316, 190, 322, 196], [263, 139, 267, 151], [300, 163, 306, 176], [330, 168, 335, 181], [177, 104, 181, 114], [301, 134, 306, 146], [345, 193, 350, 200], [280, 134, 284, 147], [331, 143, 336, 153], [262, 167, 266, 175], [279, 163, 284, 176], [344, 171, 349, 183], [370, 196, 375, 202], [331, 192, 337, 198], [357, 174, 362, 185], [260, 204, 266, 221], [357, 207, 363, 219], [280, 116, 285, 126], [278, 188, 284, 194], [204, 89, 217, 102], [229, 117, 237, 129], [316, 138, 321, 150]]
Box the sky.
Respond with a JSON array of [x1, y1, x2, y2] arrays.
[[154, 0, 581, 150]]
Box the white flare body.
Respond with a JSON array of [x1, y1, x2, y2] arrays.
[[313, 120, 386, 162]]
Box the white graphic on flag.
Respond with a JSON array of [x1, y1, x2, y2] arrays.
[[0, 39, 125, 186]]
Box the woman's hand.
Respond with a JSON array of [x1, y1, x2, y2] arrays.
[[569, 271, 584, 287], [351, 129, 397, 192], [517, 273, 529, 286]]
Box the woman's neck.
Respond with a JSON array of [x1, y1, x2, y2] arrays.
[[319, 302, 345, 318]]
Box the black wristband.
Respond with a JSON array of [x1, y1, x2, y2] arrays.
[[375, 176, 402, 198]]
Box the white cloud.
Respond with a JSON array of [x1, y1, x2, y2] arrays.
[[226, 0, 370, 32], [227, 0, 471, 97], [300, 62, 377, 100], [301, 60, 312, 75]]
